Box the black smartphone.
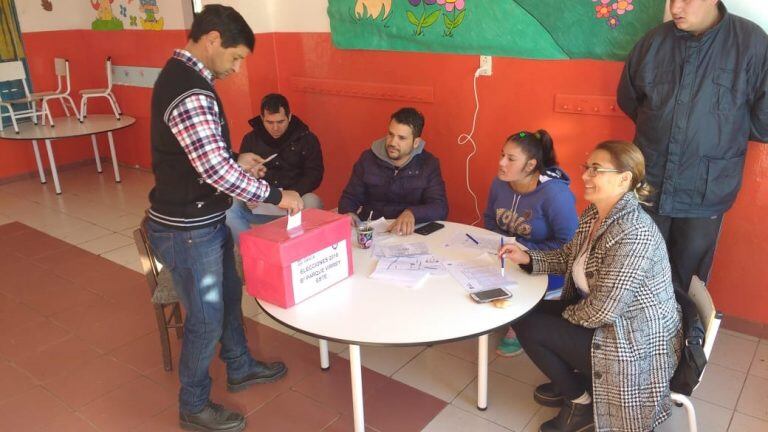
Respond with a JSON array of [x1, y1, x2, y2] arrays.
[[414, 222, 445, 236], [470, 287, 512, 303]]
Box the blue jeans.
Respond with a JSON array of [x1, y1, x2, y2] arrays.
[[144, 219, 260, 414]]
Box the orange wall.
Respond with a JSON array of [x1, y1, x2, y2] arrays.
[[2, 30, 766, 325]]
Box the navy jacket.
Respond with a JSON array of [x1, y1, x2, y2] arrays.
[[618, 2, 768, 217], [338, 138, 448, 223], [239, 115, 323, 196]]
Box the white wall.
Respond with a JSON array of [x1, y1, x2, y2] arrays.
[[201, 0, 330, 33], [16, 0, 191, 33]]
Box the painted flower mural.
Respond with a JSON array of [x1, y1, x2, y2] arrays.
[[437, 0, 465, 13], [406, 0, 441, 36], [406, 0, 467, 37], [593, 0, 636, 29]]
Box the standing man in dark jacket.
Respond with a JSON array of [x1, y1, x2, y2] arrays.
[[338, 107, 448, 235], [145, 6, 303, 432], [617, 0, 768, 292], [226, 93, 324, 242]]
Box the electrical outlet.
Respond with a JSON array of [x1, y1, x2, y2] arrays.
[[478, 55, 492, 76]]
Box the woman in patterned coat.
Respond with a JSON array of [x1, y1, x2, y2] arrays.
[[500, 141, 682, 432]]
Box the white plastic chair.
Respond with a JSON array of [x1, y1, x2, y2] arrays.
[[79, 57, 121, 121], [670, 276, 723, 432], [0, 60, 40, 133], [29, 58, 79, 126]]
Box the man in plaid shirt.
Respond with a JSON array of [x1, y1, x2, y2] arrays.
[[144, 5, 303, 432]]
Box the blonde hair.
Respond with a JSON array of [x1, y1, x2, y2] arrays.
[[595, 140, 654, 205]]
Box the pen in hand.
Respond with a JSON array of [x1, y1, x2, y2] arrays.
[[500, 237, 505, 277]]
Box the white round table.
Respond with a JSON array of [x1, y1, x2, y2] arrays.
[[257, 221, 547, 432], [0, 115, 135, 194]]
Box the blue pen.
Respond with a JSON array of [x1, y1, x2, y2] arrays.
[[500, 237, 505, 277], [465, 233, 479, 244]]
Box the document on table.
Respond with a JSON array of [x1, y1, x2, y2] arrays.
[[369, 255, 444, 287], [444, 232, 516, 254], [372, 242, 430, 258], [443, 256, 517, 293]]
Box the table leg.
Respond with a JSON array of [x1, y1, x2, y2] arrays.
[[31, 140, 46, 184], [349, 344, 365, 432], [44, 139, 61, 194], [319, 339, 330, 370], [477, 334, 489, 410], [107, 131, 121, 183], [91, 134, 103, 173]]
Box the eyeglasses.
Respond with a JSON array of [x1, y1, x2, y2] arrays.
[[581, 164, 622, 177]]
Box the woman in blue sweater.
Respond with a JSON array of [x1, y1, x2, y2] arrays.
[[484, 130, 578, 356]]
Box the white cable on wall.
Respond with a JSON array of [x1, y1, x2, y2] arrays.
[[456, 69, 484, 226]]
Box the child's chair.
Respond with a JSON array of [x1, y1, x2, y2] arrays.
[[79, 57, 121, 121], [28, 57, 80, 126], [0, 60, 40, 133]]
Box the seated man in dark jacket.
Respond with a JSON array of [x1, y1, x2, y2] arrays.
[[227, 93, 324, 242], [338, 107, 448, 235]]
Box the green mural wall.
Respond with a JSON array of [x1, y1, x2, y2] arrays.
[[329, 0, 666, 60]]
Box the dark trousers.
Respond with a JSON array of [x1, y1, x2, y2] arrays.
[[645, 210, 723, 292], [512, 301, 595, 400]]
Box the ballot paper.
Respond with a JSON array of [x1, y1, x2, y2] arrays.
[[372, 242, 430, 258], [369, 255, 444, 288], [444, 232, 517, 254], [443, 255, 517, 293], [287, 210, 302, 230]]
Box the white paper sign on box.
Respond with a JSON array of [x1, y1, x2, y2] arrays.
[[290, 239, 349, 303]]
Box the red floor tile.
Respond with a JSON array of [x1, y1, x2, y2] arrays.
[[245, 390, 340, 432], [363, 380, 446, 432], [0, 259, 49, 299], [131, 404, 181, 432], [17, 275, 104, 316], [145, 370, 181, 399], [12, 233, 73, 259], [32, 411, 99, 432], [49, 297, 124, 334], [32, 248, 121, 285], [15, 335, 101, 383], [0, 362, 37, 403], [0, 221, 35, 238], [0, 318, 72, 361], [292, 356, 390, 415], [109, 331, 176, 374], [78, 377, 176, 432], [44, 355, 141, 409], [0, 293, 42, 333], [0, 387, 71, 432], [73, 309, 157, 352], [321, 415, 380, 432]]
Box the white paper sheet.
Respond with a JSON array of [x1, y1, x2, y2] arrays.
[[372, 242, 430, 258], [443, 255, 517, 293], [443, 232, 517, 254], [287, 211, 302, 230], [369, 255, 444, 288]]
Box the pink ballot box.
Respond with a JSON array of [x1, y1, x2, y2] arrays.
[[240, 209, 354, 308]]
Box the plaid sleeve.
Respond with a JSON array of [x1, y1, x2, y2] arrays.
[[166, 92, 273, 203]]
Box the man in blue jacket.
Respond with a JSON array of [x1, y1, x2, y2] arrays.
[[617, 0, 768, 292], [338, 107, 448, 235]]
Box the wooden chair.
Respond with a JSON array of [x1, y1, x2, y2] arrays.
[[133, 224, 183, 372]]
